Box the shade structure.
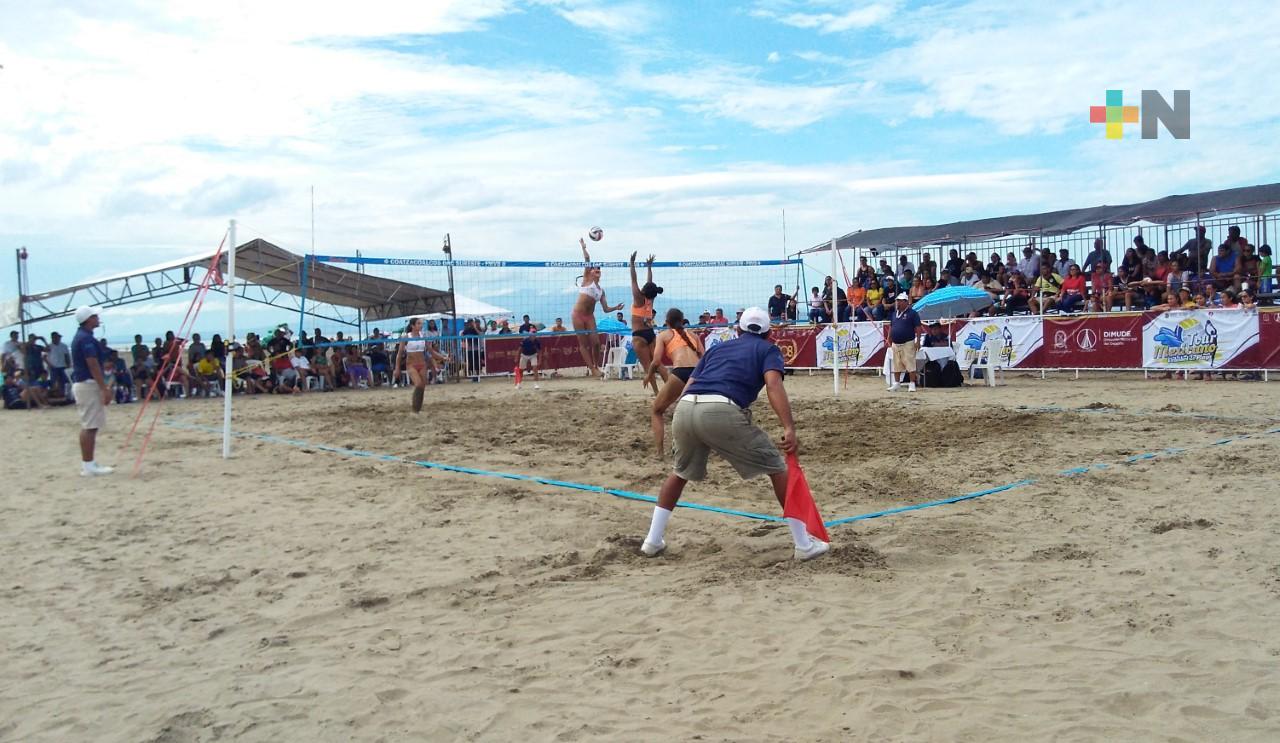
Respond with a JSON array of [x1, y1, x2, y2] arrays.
[[911, 285, 993, 321], [423, 293, 511, 319]]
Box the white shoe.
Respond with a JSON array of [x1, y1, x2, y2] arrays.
[[888, 383, 900, 391], [640, 539, 666, 557], [515, 383, 522, 389], [533, 383, 540, 389], [908, 383, 917, 392], [81, 463, 115, 477], [794, 539, 830, 561]]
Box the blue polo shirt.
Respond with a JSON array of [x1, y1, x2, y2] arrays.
[[684, 333, 784, 408], [889, 308, 922, 344], [520, 336, 541, 355], [71, 327, 106, 383]]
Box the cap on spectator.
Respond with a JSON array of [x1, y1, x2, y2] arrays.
[[737, 307, 771, 335], [74, 305, 101, 324], [895, 293, 910, 301]]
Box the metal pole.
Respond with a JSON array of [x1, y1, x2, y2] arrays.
[[830, 238, 838, 395], [15, 247, 27, 342], [445, 233, 457, 382], [298, 255, 309, 338], [222, 219, 236, 459]]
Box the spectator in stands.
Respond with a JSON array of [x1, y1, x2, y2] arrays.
[[130, 334, 148, 364], [1054, 264, 1087, 313], [45, 331, 71, 397], [24, 334, 47, 382], [984, 252, 1002, 277], [807, 288, 825, 324], [1003, 275, 1031, 314], [980, 270, 1004, 302], [209, 334, 225, 362], [518, 314, 536, 333], [343, 346, 371, 388], [1082, 238, 1111, 274], [1135, 237, 1157, 276], [1239, 243, 1261, 290], [710, 309, 728, 326], [1031, 263, 1063, 313], [1176, 287, 1197, 309], [881, 276, 902, 306], [1211, 244, 1238, 291], [550, 317, 567, 333], [960, 266, 981, 287], [289, 347, 316, 391], [313, 327, 329, 348], [877, 286, 896, 321], [1258, 245, 1273, 298], [922, 275, 937, 295], [1219, 290, 1239, 309], [896, 255, 914, 283], [152, 337, 164, 363], [187, 333, 206, 368], [944, 249, 964, 278], [1053, 249, 1076, 277], [1016, 245, 1040, 281], [1090, 261, 1116, 311], [1222, 225, 1244, 258], [821, 277, 850, 322], [964, 251, 981, 273], [3, 370, 49, 410], [1238, 288, 1257, 309], [311, 347, 337, 389], [767, 285, 789, 322], [1174, 225, 1213, 276], [1004, 252, 1018, 276], [848, 282, 868, 320], [106, 350, 133, 403], [193, 350, 222, 396], [877, 259, 893, 283], [909, 276, 927, 303], [1119, 246, 1143, 281], [917, 253, 937, 283], [786, 295, 799, 322], [1, 331, 19, 369], [855, 257, 874, 287]]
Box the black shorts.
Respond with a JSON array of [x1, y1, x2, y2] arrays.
[[671, 366, 695, 383], [632, 328, 656, 345]]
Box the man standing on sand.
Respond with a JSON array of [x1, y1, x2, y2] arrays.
[[70, 306, 114, 476], [640, 307, 829, 562], [888, 294, 922, 392]]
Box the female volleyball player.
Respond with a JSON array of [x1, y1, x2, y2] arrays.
[[572, 238, 623, 377], [628, 251, 665, 394], [643, 307, 704, 456], [393, 317, 431, 413]]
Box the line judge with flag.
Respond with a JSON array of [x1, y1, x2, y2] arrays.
[[641, 307, 830, 561]]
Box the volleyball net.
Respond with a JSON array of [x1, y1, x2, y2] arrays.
[[298, 253, 803, 376]]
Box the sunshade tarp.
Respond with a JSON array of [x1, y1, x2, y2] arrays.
[[804, 182, 1280, 253], [424, 293, 511, 319]]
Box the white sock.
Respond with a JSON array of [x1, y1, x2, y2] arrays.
[[82, 461, 94, 472], [787, 517, 813, 549], [645, 507, 672, 545]]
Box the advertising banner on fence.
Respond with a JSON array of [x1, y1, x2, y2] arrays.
[[1142, 309, 1259, 369], [770, 327, 818, 368], [953, 316, 1043, 370], [815, 322, 886, 368], [702, 326, 739, 351], [1042, 315, 1143, 368]]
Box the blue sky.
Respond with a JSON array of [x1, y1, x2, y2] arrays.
[[3, 0, 1280, 340]]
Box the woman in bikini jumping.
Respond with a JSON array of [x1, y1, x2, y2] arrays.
[[629, 251, 664, 394], [572, 237, 623, 377], [643, 307, 704, 456], [393, 317, 431, 413]]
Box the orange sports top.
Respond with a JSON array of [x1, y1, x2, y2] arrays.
[[632, 298, 654, 319]]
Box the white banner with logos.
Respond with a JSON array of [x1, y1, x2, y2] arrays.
[[953, 316, 1043, 370], [816, 322, 885, 368], [702, 326, 739, 351], [1142, 309, 1259, 368]]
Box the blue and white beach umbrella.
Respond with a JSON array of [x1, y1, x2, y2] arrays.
[[911, 285, 993, 321]]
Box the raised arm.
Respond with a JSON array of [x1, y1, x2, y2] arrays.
[[629, 252, 643, 303], [645, 254, 655, 285], [580, 237, 591, 265]]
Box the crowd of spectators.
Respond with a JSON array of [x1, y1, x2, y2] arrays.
[[784, 228, 1273, 323]]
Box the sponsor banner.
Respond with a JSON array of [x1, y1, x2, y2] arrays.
[[815, 322, 886, 368], [770, 327, 818, 368], [484, 334, 583, 375], [1142, 309, 1259, 369], [1043, 315, 1142, 368], [953, 316, 1043, 370], [1234, 309, 1280, 369], [701, 326, 739, 351]]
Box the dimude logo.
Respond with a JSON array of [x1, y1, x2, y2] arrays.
[[1089, 89, 1189, 140]]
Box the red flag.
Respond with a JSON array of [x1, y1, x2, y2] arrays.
[[784, 452, 830, 543]]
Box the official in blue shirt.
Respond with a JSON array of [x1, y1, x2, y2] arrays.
[[69, 305, 114, 476], [640, 307, 829, 562], [888, 294, 923, 391]]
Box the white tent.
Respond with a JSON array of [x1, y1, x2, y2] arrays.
[[424, 293, 511, 320]]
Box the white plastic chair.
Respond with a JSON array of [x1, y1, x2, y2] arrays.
[[602, 346, 636, 380], [966, 340, 1002, 387], [306, 373, 325, 391]]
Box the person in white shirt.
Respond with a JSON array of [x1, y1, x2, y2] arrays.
[[1016, 246, 1040, 281], [1053, 249, 1077, 277], [896, 255, 915, 283], [44, 331, 72, 396], [289, 347, 314, 392]]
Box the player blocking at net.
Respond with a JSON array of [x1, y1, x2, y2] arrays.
[[628, 252, 664, 395], [640, 307, 830, 561]]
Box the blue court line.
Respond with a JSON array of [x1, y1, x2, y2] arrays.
[[821, 424, 1280, 527], [163, 422, 785, 523]]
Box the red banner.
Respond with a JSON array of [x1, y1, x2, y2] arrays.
[[1042, 315, 1143, 368]]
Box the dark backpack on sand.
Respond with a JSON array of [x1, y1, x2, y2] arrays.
[[922, 359, 964, 388]]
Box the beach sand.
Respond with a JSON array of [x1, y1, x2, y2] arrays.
[[2, 372, 1278, 741]]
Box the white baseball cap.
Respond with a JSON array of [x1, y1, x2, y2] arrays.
[[895, 293, 910, 301], [738, 307, 771, 334], [74, 305, 101, 324]]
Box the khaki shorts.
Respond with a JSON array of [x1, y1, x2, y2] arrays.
[[891, 340, 918, 374], [672, 397, 785, 482], [519, 353, 538, 370], [73, 381, 107, 430]]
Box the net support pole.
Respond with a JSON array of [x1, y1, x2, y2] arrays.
[[222, 219, 236, 459], [830, 238, 839, 395]]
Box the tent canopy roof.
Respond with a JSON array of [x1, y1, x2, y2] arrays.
[[803, 182, 1280, 254], [18, 239, 452, 325]]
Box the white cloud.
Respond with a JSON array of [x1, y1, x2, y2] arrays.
[[752, 1, 898, 33], [767, 51, 781, 63], [534, 1, 658, 34]]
